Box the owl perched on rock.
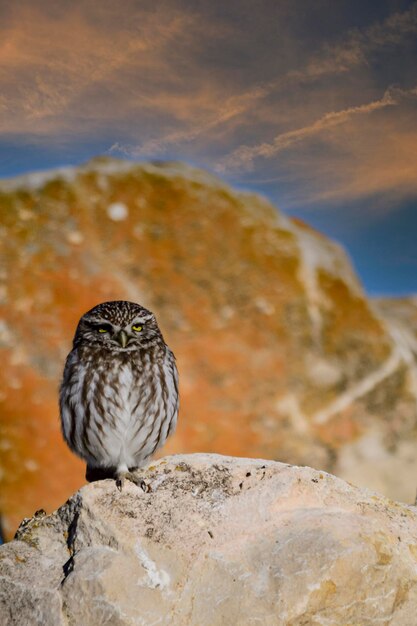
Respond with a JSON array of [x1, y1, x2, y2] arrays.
[[60, 301, 179, 490]]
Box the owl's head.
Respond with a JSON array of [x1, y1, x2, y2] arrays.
[[73, 301, 164, 351]]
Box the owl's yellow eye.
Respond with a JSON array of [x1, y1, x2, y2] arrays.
[[132, 324, 143, 332], [98, 328, 108, 333]]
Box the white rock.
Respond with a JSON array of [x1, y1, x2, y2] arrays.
[[2, 453, 417, 625], [107, 202, 129, 222]]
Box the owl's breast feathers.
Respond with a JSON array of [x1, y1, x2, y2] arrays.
[[60, 342, 179, 470]]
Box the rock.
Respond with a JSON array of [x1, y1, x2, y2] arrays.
[[2, 454, 417, 625], [1, 157, 417, 537]]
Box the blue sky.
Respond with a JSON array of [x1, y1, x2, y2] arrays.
[[0, 0, 416, 296]]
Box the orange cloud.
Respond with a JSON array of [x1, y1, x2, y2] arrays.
[[238, 88, 417, 207], [109, 2, 417, 189], [1, 1, 416, 211], [300, 97, 417, 205], [0, 2, 204, 134], [218, 89, 401, 172]]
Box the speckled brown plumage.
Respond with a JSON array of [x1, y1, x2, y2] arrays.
[[60, 301, 179, 488]]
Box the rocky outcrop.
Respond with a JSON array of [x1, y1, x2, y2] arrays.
[[1, 454, 417, 625], [1, 158, 417, 537]]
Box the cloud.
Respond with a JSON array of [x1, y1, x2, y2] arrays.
[[109, 2, 417, 166], [108, 84, 271, 158], [1, 0, 417, 212], [302, 95, 417, 206], [294, 3, 417, 81], [0, 1, 207, 135], [217, 89, 401, 172], [1, 1, 415, 142], [213, 4, 417, 174], [239, 87, 417, 208]]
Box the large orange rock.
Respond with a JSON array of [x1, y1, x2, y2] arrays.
[[0, 158, 416, 537]]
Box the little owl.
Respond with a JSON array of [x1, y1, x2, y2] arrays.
[[60, 300, 179, 489]]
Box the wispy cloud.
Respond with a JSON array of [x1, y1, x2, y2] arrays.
[[217, 89, 403, 172], [293, 3, 417, 82], [247, 87, 417, 207], [1, 0, 417, 211], [109, 85, 270, 158], [0, 2, 204, 134], [110, 3, 417, 160]]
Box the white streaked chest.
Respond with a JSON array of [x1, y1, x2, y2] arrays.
[[102, 362, 136, 425]]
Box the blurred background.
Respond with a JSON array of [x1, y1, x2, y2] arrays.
[[0, 0, 416, 539]]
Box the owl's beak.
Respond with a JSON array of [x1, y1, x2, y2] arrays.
[[117, 330, 128, 348]]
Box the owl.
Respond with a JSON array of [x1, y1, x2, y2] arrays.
[[59, 301, 179, 490]]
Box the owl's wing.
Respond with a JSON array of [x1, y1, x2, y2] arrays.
[[166, 349, 179, 438]]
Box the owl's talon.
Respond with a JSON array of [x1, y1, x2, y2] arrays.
[[129, 475, 148, 492], [116, 471, 148, 492], [139, 479, 148, 492]]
